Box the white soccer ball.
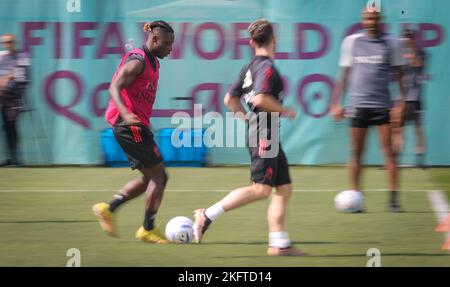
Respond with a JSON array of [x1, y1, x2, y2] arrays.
[[334, 190, 364, 213], [165, 216, 194, 243]]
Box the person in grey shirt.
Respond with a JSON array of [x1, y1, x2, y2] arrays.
[[0, 33, 30, 166], [330, 8, 406, 212], [393, 29, 427, 168]]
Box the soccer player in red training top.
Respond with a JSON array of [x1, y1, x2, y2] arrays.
[[193, 19, 305, 256], [93, 21, 174, 243]]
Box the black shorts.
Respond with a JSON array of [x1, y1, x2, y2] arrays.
[[404, 101, 422, 124], [1, 105, 21, 123], [349, 108, 390, 128], [249, 144, 291, 187], [113, 122, 163, 170]]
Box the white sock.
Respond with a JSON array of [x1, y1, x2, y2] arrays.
[[269, 231, 291, 248], [204, 202, 225, 221]]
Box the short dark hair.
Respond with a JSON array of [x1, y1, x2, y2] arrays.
[[248, 19, 274, 46], [403, 28, 416, 39], [143, 20, 174, 34]]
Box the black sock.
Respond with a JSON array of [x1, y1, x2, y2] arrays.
[[143, 210, 157, 231], [203, 216, 212, 233], [389, 191, 398, 205], [109, 194, 128, 212]]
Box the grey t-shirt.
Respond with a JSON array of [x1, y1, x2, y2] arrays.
[[403, 48, 426, 102], [0, 50, 30, 98], [340, 33, 405, 109]]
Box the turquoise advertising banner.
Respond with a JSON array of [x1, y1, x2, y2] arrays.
[[0, 0, 448, 165]]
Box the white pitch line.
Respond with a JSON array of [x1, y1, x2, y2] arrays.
[[0, 189, 433, 193], [426, 190, 450, 254]]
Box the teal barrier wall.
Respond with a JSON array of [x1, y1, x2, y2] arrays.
[[0, 0, 448, 165]]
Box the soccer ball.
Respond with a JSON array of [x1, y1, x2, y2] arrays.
[[334, 190, 364, 213], [165, 216, 194, 243]]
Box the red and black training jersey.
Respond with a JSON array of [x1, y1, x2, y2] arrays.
[[228, 55, 284, 140], [228, 55, 284, 112]]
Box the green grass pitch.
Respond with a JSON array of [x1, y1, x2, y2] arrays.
[[0, 166, 448, 266]]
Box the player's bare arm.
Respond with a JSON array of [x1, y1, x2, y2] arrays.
[[223, 92, 250, 122], [108, 59, 144, 125], [251, 93, 296, 119], [224, 92, 246, 114], [0, 73, 13, 90], [330, 67, 350, 121]]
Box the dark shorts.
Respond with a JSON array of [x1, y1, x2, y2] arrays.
[[1, 105, 21, 124], [348, 108, 390, 128], [249, 144, 291, 187], [113, 122, 163, 170], [404, 101, 422, 124]]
